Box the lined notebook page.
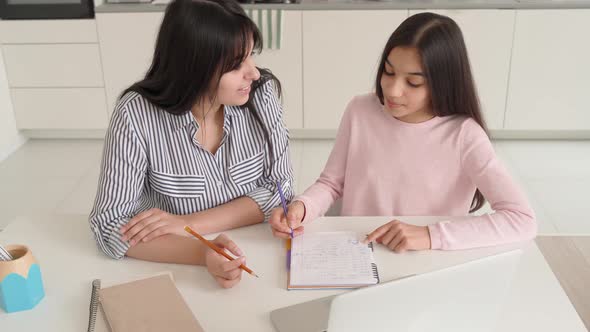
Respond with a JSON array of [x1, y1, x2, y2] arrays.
[[289, 232, 379, 288]]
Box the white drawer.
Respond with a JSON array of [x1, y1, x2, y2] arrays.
[[0, 20, 98, 44], [11, 88, 109, 129], [2, 44, 104, 87]]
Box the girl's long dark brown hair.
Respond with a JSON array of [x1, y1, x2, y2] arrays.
[[375, 12, 488, 213]]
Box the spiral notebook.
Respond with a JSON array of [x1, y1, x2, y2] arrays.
[[87, 272, 204, 332], [287, 232, 380, 290]]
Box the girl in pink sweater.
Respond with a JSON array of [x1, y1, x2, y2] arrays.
[[269, 12, 537, 251]]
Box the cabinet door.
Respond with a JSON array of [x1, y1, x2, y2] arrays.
[[2, 44, 104, 87], [96, 12, 164, 115], [410, 9, 514, 130], [254, 11, 303, 129], [0, 19, 97, 44], [505, 10, 590, 130], [302, 10, 408, 129], [11, 88, 108, 129]]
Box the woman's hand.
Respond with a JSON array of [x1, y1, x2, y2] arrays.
[[363, 220, 431, 253], [120, 208, 190, 246], [205, 234, 245, 289], [269, 201, 306, 239]]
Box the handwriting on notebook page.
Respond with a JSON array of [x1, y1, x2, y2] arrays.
[[290, 232, 376, 285]]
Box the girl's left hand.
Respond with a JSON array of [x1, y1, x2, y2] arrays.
[[120, 208, 189, 246], [363, 220, 431, 253]]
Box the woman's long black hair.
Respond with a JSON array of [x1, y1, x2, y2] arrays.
[[123, 0, 280, 163]]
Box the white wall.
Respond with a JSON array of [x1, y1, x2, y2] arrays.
[[0, 50, 26, 163]]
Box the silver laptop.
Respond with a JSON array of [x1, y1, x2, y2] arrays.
[[270, 249, 522, 332]]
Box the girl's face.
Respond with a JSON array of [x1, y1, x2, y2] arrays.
[[380, 46, 433, 123], [216, 44, 261, 106]]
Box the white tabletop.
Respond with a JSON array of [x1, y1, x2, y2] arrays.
[[0, 215, 586, 331]]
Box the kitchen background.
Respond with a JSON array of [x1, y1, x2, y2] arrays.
[[0, 0, 589, 327]]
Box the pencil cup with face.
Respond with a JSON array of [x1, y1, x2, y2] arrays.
[[0, 244, 45, 313]]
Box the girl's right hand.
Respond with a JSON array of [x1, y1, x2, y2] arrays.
[[269, 201, 306, 239], [204, 234, 245, 289]]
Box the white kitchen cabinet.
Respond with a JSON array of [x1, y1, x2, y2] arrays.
[[253, 11, 303, 129], [11, 88, 108, 129], [2, 44, 104, 87], [302, 10, 408, 129], [0, 8, 588, 136], [0, 19, 98, 44], [96, 12, 164, 115], [505, 9, 590, 130], [410, 9, 515, 130]]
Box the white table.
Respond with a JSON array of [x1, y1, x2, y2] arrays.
[[0, 215, 586, 331]]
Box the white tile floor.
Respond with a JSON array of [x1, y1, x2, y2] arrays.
[[0, 139, 588, 234]]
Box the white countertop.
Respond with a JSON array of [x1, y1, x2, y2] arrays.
[[0, 214, 586, 331]]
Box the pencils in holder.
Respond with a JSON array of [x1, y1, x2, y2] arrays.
[[0, 244, 13, 261], [276, 181, 294, 238], [183, 226, 259, 278]]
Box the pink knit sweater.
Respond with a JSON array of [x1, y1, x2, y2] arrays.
[[296, 94, 537, 250]]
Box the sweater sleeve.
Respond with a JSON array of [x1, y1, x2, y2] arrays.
[[428, 118, 537, 250], [294, 98, 356, 223]]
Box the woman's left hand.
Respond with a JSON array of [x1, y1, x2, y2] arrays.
[[363, 220, 431, 253], [120, 208, 190, 246]]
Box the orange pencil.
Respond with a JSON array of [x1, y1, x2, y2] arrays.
[[184, 226, 259, 278]]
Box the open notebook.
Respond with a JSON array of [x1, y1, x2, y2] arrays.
[[287, 232, 380, 290]]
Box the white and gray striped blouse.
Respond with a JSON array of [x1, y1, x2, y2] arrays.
[[89, 80, 294, 259]]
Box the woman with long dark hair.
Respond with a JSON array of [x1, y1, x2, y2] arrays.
[[270, 13, 536, 252], [90, 0, 293, 288]]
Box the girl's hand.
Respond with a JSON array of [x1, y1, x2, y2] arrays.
[[204, 234, 245, 289], [120, 208, 189, 246], [363, 220, 431, 253], [269, 201, 306, 239]]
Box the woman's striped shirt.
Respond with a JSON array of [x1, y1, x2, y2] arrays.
[[89, 80, 294, 259]]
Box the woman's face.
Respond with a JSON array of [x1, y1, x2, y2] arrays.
[[216, 44, 261, 106], [380, 46, 433, 123]]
